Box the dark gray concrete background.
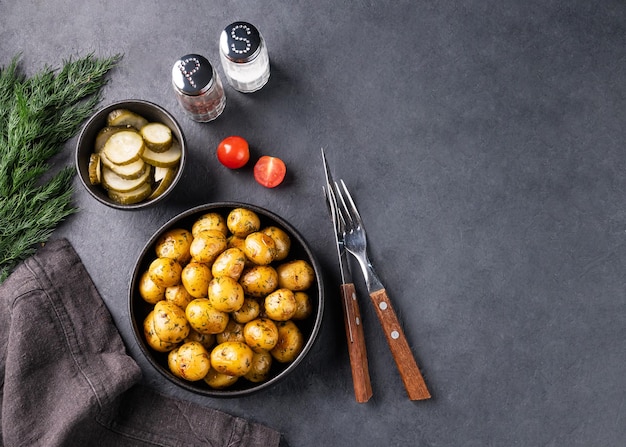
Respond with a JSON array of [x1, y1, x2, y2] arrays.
[[2, 1, 625, 446]]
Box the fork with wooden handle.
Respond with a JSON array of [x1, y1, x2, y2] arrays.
[[333, 179, 431, 401]]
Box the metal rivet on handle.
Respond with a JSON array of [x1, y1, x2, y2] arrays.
[[379, 302, 388, 310], [391, 330, 400, 339]]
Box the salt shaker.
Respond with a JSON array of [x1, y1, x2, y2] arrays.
[[172, 54, 226, 122], [219, 21, 270, 93]]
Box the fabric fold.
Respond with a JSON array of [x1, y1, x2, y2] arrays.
[[0, 238, 281, 447]]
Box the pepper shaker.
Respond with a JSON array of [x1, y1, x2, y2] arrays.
[[219, 21, 270, 93], [172, 54, 226, 122]]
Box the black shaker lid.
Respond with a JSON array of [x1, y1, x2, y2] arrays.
[[172, 54, 214, 95], [220, 22, 262, 63]]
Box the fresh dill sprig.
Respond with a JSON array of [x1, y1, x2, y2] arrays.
[[0, 53, 122, 282]]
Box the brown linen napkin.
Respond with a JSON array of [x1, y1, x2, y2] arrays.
[[0, 238, 281, 447]]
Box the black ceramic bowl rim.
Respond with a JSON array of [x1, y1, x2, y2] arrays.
[[75, 99, 187, 210], [129, 202, 325, 397]]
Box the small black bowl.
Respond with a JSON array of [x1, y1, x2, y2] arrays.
[[129, 202, 324, 397], [75, 99, 187, 210]]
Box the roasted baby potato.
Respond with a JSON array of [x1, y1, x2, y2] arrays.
[[143, 310, 178, 352], [276, 259, 315, 291], [192, 212, 228, 237], [271, 320, 304, 363], [211, 247, 246, 280], [189, 229, 227, 264], [208, 276, 245, 312], [264, 288, 297, 321], [261, 226, 291, 261], [210, 341, 254, 377], [243, 318, 279, 353], [226, 235, 253, 268], [244, 231, 277, 265], [292, 291, 313, 320], [231, 297, 261, 324], [204, 368, 239, 389], [165, 284, 194, 310], [239, 265, 278, 298], [244, 351, 273, 383], [227, 235, 245, 251], [185, 329, 216, 351], [185, 298, 230, 335], [155, 228, 192, 263], [139, 270, 166, 304], [216, 320, 245, 344], [227, 208, 260, 237], [153, 300, 190, 343], [181, 261, 212, 298], [168, 341, 211, 381], [148, 257, 183, 288]]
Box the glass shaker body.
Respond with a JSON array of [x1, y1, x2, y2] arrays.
[[219, 22, 270, 93], [172, 54, 226, 122]]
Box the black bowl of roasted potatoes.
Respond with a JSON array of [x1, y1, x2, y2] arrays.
[[129, 203, 324, 396], [75, 99, 186, 209]]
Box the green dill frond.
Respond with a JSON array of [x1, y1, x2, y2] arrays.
[[0, 55, 22, 125], [0, 53, 122, 283]]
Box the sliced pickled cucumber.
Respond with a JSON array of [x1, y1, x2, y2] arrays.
[[141, 139, 182, 168], [88, 153, 101, 185], [90, 110, 179, 205], [107, 109, 149, 130], [153, 165, 172, 183], [100, 151, 146, 180], [103, 130, 145, 165], [148, 166, 177, 200], [108, 182, 153, 205], [94, 126, 127, 153], [140, 122, 173, 153], [101, 164, 151, 192]]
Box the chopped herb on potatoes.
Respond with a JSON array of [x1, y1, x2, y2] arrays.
[[138, 207, 315, 389]]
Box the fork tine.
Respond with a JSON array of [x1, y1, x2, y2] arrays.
[[321, 149, 341, 230], [333, 183, 350, 228], [321, 150, 347, 231], [323, 185, 343, 235], [334, 196, 347, 230], [338, 180, 363, 224], [334, 179, 361, 230]]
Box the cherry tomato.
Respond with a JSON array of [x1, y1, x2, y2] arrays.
[[253, 156, 287, 188], [217, 136, 250, 169]]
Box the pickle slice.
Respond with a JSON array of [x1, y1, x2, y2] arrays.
[[148, 166, 177, 200], [141, 122, 173, 153], [107, 109, 149, 130], [108, 182, 152, 205], [94, 126, 127, 153], [88, 153, 101, 185], [100, 151, 146, 180], [103, 130, 145, 165], [101, 164, 151, 192], [141, 139, 182, 168]]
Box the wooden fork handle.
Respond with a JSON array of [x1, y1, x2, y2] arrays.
[[369, 288, 431, 400], [340, 283, 373, 403]]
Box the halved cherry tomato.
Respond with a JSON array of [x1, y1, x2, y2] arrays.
[[217, 136, 250, 169], [253, 156, 287, 188]]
